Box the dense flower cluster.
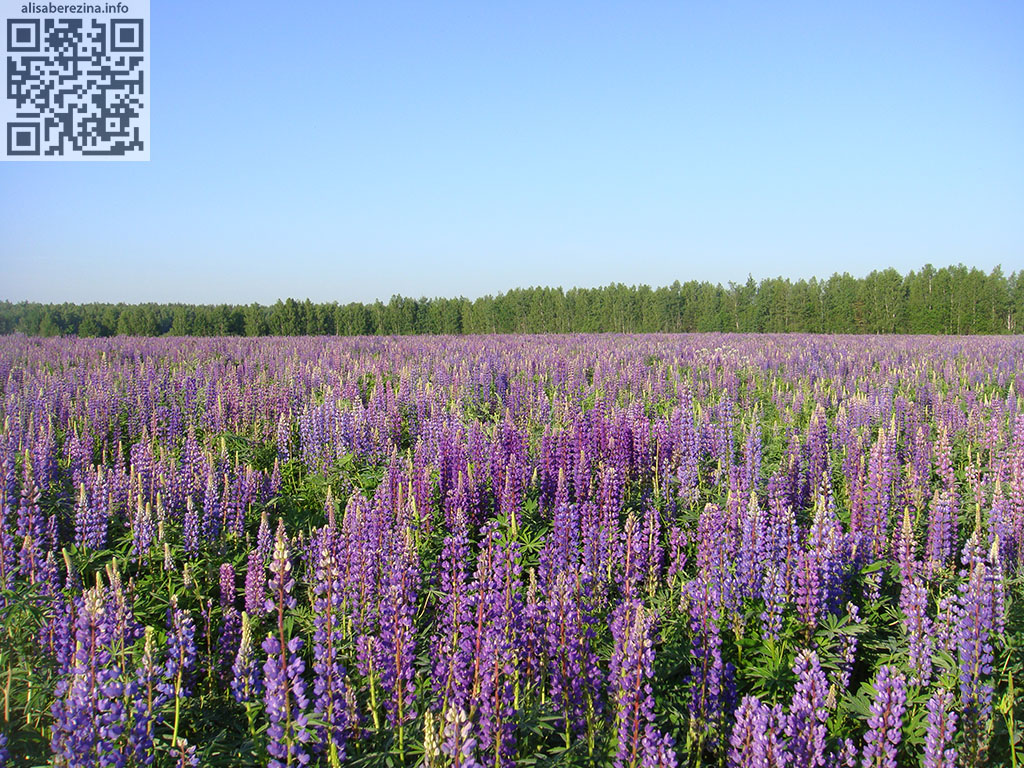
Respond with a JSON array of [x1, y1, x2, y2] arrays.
[[609, 601, 676, 768], [862, 666, 907, 768], [924, 689, 957, 768], [0, 334, 1019, 766]]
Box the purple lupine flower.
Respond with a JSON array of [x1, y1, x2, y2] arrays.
[[759, 565, 786, 642], [310, 526, 348, 760], [729, 696, 789, 767], [957, 535, 1004, 765], [0, 494, 15, 598], [201, 468, 221, 543], [765, 484, 800, 591], [609, 600, 652, 768], [686, 577, 725, 744], [157, 596, 198, 754], [128, 626, 168, 764], [854, 426, 895, 561], [786, 649, 828, 767], [694, 503, 729, 584], [50, 586, 127, 765], [222, 471, 246, 540], [340, 496, 385, 635], [737, 491, 767, 600], [45, 592, 76, 674], [16, 454, 46, 543], [893, 507, 917, 584], [275, 414, 292, 461], [230, 612, 262, 703], [833, 602, 861, 691], [262, 520, 310, 768], [934, 592, 959, 656], [796, 492, 849, 628], [861, 666, 906, 768], [806, 404, 829, 494], [131, 498, 155, 563], [609, 600, 665, 768], [440, 706, 483, 768], [73, 481, 107, 551], [616, 512, 644, 599], [641, 726, 677, 768], [467, 523, 522, 768], [935, 426, 956, 492], [160, 599, 197, 701], [378, 532, 418, 739], [182, 496, 200, 557], [266, 458, 283, 503], [666, 526, 688, 584], [267, 520, 298, 620], [837, 738, 859, 768], [520, 566, 547, 689], [923, 689, 957, 768], [18, 533, 46, 588], [906, 423, 932, 517], [431, 529, 473, 712], [218, 564, 241, 678], [170, 736, 199, 767], [244, 549, 265, 617], [900, 575, 933, 685], [220, 561, 238, 608], [639, 504, 665, 591], [106, 561, 143, 655], [256, 510, 274, 565], [544, 569, 602, 738], [926, 490, 956, 573], [262, 635, 311, 768], [988, 480, 1013, 566]]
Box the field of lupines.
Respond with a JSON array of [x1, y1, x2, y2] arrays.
[[0, 333, 1021, 768]]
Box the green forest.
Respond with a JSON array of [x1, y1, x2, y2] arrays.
[[3, 263, 1022, 337]]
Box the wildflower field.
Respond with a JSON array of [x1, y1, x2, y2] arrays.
[[0, 333, 1021, 768]]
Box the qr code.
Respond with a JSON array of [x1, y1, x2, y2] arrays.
[[3, 3, 149, 160]]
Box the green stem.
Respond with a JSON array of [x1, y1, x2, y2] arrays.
[[171, 668, 182, 746], [368, 665, 381, 731]]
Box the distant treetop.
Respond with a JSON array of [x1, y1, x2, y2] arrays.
[[2, 264, 1021, 337]]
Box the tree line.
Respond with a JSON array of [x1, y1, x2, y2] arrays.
[[2, 264, 1022, 337]]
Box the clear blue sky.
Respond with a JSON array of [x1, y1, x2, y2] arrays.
[[1, 0, 1021, 304]]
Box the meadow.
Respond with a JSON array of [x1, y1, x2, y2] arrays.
[[0, 333, 1020, 767]]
